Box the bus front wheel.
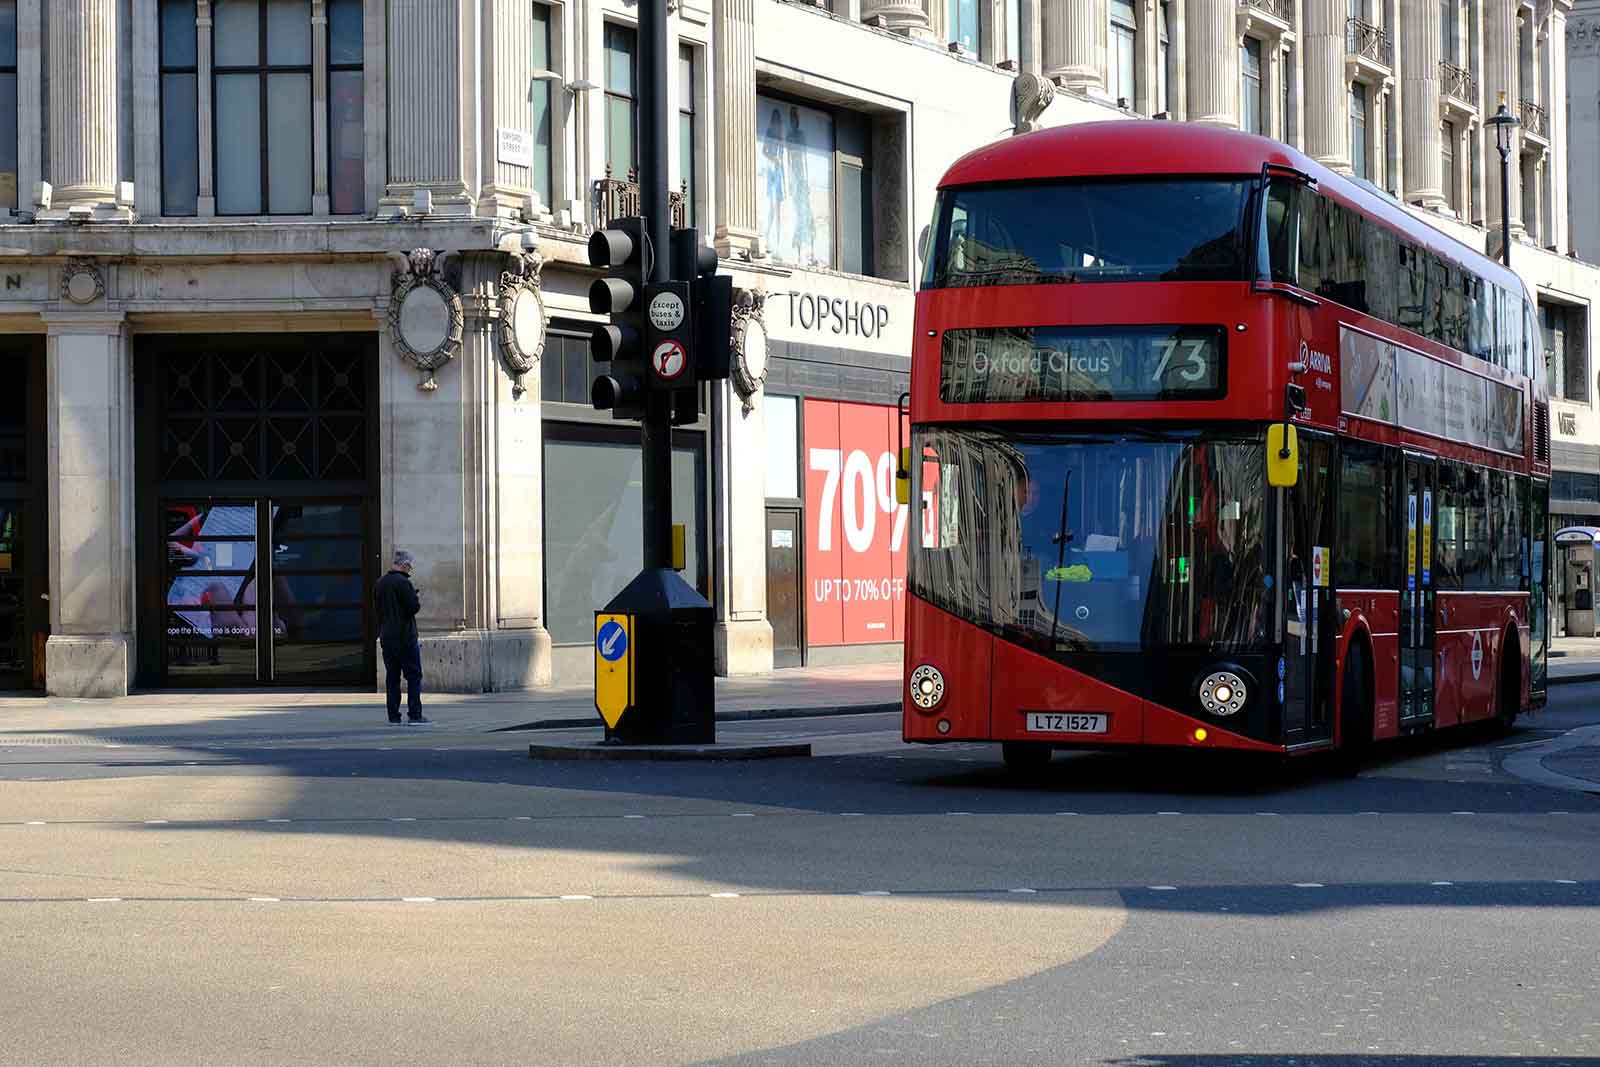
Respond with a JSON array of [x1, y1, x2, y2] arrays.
[[1001, 742, 1052, 773]]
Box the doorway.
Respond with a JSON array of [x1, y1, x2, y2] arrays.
[[765, 507, 802, 667], [136, 333, 378, 688], [0, 338, 47, 690], [1280, 432, 1336, 745], [1397, 453, 1437, 726]]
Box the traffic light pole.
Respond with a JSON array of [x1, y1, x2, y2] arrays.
[[638, 0, 673, 571]]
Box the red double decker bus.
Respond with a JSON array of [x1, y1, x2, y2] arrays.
[[900, 122, 1550, 770]]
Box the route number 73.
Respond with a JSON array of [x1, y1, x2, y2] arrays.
[[1151, 338, 1209, 383]]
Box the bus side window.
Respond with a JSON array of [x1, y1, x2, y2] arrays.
[[1265, 179, 1298, 284]]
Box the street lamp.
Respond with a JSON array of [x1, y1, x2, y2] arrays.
[[1486, 92, 1520, 267]]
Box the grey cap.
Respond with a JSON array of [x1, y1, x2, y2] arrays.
[[393, 549, 415, 567]]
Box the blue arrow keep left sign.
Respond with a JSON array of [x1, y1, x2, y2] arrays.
[[597, 619, 628, 662]]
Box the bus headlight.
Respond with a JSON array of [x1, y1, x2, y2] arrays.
[[1198, 670, 1247, 717], [910, 665, 946, 710]]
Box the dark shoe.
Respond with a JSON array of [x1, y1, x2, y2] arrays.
[[406, 715, 433, 726], [387, 716, 403, 726]]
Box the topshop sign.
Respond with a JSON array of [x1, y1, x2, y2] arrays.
[[776, 290, 892, 340]]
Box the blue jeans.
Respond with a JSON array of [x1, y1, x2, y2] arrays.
[[382, 640, 423, 719]]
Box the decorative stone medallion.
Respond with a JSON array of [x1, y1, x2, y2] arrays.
[[496, 250, 548, 399], [61, 259, 105, 305], [388, 248, 464, 391], [730, 287, 769, 413]]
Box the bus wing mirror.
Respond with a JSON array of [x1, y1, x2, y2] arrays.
[[1267, 425, 1299, 488], [895, 446, 912, 506]]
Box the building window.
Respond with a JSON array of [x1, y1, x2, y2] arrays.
[[948, 0, 979, 54], [1241, 38, 1263, 135], [757, 93, 874, 275], [0, 2, 18, 211], [213, 0, 314, 215], [1281, 48, 1291, 141], [678, 46, 695, 227], [1349, 82, 1368, 179], [603, 23, 636, 179], [1108, 0, 1136, 107], [1440, 0, 1455, 63], [158, 0, 199, 216], [1441, 121, 1457, 212], [327, 0, 363, 215], [530, 3, 554, 210], [1542, 300, 1590, 405]]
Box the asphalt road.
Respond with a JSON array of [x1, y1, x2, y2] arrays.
[[1, 684, 1598, 1066]]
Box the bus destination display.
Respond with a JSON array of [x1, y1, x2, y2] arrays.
[[940, 325, 1226, 404]]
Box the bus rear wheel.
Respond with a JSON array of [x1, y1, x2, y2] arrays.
[[1001, 742, 1052, 773], [1334, 645, 1371, 778], [1497, 639, 1521, 734]]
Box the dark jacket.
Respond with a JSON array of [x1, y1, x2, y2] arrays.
[[374, 569, 421, 647]]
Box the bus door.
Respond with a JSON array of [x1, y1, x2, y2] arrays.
[[1398, 453, 1436, 726], [1280, 434, 1336, 746]]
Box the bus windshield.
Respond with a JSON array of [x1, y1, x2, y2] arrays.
[[924, 178, 1255, 289], [910, 427, 1272, 653]]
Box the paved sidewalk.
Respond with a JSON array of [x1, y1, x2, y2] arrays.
[[1550, 635, 1600, 684], [0, 662, 902, 744]]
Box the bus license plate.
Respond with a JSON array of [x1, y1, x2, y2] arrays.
[[1026, 713, 1107, 734]]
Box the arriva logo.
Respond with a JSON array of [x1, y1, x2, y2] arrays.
[[1299, 339, 1332, 375]]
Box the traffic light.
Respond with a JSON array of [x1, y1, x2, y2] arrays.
[[588, 216, 648, 420], [670, 228, 734, 383]]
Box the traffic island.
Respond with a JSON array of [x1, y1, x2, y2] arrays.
[[528, 740, 811, 761]]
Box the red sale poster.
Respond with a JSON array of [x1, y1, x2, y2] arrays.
[[803, 399, 911, 647]]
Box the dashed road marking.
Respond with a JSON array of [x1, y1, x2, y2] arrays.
[[1431, 881, 1454, 886], [709, 892, 740, 899], [1293, 883, 1325, 888], [1148, 885, 1178, 891], [401, 897, 436, 903], [1008, 888, 1037, 894], [859, 890, 891, 897], [560, 894, 594, 901], [249, 897, 279, 902]]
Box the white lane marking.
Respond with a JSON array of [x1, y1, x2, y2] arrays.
[[25, 821, 45, 826], [1358, 811, 1381, 816], [946, 811, 973, 816], [1555, 879, 1579, 885], [1431, 881, 1454, 886], [1147, 885, 1178, 891], [512, 816, 532, 821], [401, 897, 436, 903], [1549, 811, 1571, 816], [709, 892, 740, 899], [1293, 883, 1325, 888], [1008, 888, 1037, 894], [560, 895, 594, 901], [86, 897, 122, 903], [391, 817, 416, 822], [1256, 812, 1279, 816], [249, 897, 280, 903], [623, 815, 646, 819], [859, 890, 891, 896], [1055, 812, 1079, 817], [1451, 811, 1475, 816], [266, 819, 291, 823], [1157, 811, 1182, 816], [144, 820, 169, 825], [730, 813, 756, 818], [840, 812, 865, 817]]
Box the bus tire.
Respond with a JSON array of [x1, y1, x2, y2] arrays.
[[1334, 644, 1371, 777], [1497, 633, 1521, 734], [1001, 742, 1052, 773]]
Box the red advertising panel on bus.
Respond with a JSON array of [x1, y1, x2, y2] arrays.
[[804, 399, 910, 647]]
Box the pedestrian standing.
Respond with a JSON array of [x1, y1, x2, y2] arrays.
[[375, 550, 430, 725]]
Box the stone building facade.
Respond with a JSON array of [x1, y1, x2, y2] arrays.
[[2, 0, 1598, 696]]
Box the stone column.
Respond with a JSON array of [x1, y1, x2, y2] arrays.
[[1018, 0, 1043, 75], [1184, 0, 1238, 126], [712, 381, 774, 676], [1546, 1, 1571, 252], [478, 0, 537, 220], [1402, 0, 1445, 206], [1302, 0, 1349, 168], [1044, 0, 1106, 93], [383, 0, 473, 215], [44, 305, 135, 697], [1168, 0, 1186, 120], [714, 0, 760, 257], [861, 0, 931, 36], [311, 0, 331, 215], [196, 0, 216, 215], [47, 0, 124, 214], [1484, 0, 1523, 240]]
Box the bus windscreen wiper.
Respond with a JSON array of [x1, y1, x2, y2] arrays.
[[1049, 470, 1073, 648]]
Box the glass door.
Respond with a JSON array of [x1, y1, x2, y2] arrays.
[[163, 500, 262, 682], [1280, 434, 1336, 745], [1398, 454, 1437, 726], [160, 498, 368, 684]]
